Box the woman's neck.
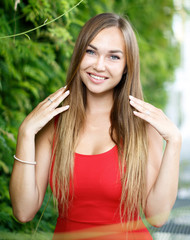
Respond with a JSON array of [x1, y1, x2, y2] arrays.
[[85, 90, 113, 115]]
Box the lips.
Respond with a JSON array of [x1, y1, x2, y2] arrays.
[[87, 72, 108, 84]]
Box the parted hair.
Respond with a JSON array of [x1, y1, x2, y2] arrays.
[[52, 12, 148, 224]]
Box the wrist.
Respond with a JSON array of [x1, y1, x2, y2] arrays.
[[166, 130, 182, 146], [18, 123, 35, 139]]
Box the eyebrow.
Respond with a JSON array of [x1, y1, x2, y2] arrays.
[[88, 44, 124, 54]]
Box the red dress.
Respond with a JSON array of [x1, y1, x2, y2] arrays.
[[50, 145, 153, 240]]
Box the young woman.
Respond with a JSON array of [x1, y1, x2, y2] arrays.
[[9, 13, 182, 240]]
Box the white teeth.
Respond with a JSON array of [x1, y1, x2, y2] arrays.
[[90, 74, 106, 80]]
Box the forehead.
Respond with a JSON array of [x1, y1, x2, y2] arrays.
[[89, 27, 126, 52]]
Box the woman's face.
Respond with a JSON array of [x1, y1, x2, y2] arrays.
[[79, 27, 126, 96]]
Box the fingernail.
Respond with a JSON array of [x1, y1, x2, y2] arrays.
[[62, 86, 67, 91], [65, 90, 70, 95], [129, 95, 133, 99], [65, 105, 70, 109]]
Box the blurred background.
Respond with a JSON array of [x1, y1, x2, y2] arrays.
[[0, 0, 189, 239]]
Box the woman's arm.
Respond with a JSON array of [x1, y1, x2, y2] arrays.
[[145, 125, 181, 227], [129, 95, 182, 227], [9, 87, 70, 222]]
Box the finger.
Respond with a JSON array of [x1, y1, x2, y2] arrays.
[[129, 96, 156, 116], [49, 90, 70, 108], [53, 105, 70, 116], [43, 89, 70, 109], [47, 87, 66, 102], [40, 87, 65, 106], [129, 95, 152, 109], [129, 99, 150, 115], [133, 110, 152, 123]]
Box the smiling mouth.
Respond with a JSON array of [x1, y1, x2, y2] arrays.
[[89, 74, 106, 80], [88, 72, 108, 81]]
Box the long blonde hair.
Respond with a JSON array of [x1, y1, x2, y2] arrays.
[[52, 13, 148, 224]]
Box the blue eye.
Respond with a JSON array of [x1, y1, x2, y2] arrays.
[[86, 49, 95, 55], [110, 55, 120, 60]]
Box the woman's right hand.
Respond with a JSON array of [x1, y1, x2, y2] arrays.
[[20, 87, 70, 136]]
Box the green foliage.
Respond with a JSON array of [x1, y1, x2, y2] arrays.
[[0, 0, 179, 237]]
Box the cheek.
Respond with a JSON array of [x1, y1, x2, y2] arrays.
[[79, 61, 85, 72], [110, 64, 125, 77], [80, 56, 94, 70]]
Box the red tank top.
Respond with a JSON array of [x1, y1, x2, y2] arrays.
[[49, 143, 153, 240]]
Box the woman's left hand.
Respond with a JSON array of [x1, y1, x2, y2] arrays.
[[129, 95, 181, 143]]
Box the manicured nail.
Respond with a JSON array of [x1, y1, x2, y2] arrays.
[[65, 90, 70, 95], [129, 95, 133, 99], [61, 86, 67, 91], [65, 105, 70, 109]]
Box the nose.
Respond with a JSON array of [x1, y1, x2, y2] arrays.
[[93, 56, 106, 72]]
